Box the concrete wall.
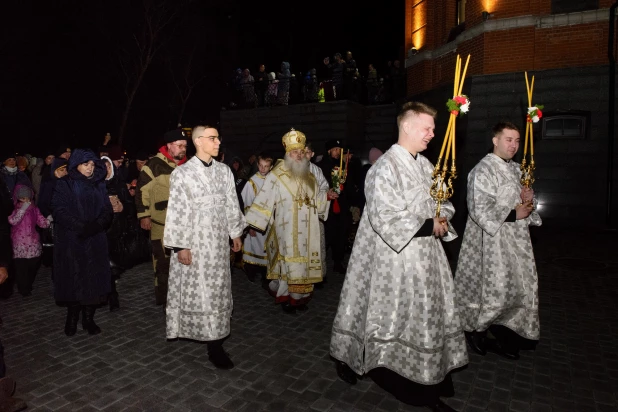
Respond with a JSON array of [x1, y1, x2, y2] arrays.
[[219, 101, 397, 160], [414, 65, 618, 233]]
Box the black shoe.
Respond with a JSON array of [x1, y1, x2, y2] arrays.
[[334, 262, 347, 274], [486, 339, 519, 360], [109, 293, 120, 312], [464, 331, 486, 356], [281, 302, 296, 314], [427, 399, 458, 412], [296, 304, 309, 312], [64, 305, 80, 336], [81, 306, 101, 335], [208, 349, 234, 369], [336, 361, 357, 385]]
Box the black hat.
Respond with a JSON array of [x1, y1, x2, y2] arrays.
[[1, 150, 17, 162], [163, 129, 187, 144], [55, 144, 71, 158], [135, 149, 149, 161], [324, 139, 342, 152]]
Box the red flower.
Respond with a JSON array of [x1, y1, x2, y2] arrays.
[[537, 109, 543, 119], [453, 96, 467, 105], [451, 110, 459, 116]]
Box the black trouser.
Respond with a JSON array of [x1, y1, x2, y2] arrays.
[[0, 338, 5, 378], [151, 239, 170, 305], [370, 367, 454, 406], [14, 257, 41, 295], [489, 324, 521, 353], [325, 211, 349, 264], [244, 263, 266, 282]]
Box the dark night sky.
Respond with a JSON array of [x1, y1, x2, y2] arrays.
[[1, 0, 404, 157]]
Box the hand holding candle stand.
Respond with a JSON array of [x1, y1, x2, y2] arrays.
[[430, 54, 470, 217]]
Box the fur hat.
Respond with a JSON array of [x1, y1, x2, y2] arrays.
[[324, 139, 342, 152], [163, 129, 187, 144], [107, 145, 124, 161]]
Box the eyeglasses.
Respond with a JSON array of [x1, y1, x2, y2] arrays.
[[201, 136, 222, 143]]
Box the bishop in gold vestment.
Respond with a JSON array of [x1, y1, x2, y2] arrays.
[[245, 129, 329, 312]]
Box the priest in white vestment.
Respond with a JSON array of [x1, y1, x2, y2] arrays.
[[455, 121, 541, 361], [241, 153, 273, 284], [330, 102, 467, 412], [245, 129, 329, 314], [164, 125, 246, 370]]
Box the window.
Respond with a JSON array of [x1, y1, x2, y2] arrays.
[[541, 111, 589, 140], [551, 0, 598, 14], [456, 0, 466, 25]]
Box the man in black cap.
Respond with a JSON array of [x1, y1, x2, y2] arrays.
[[136, 129, 188, 306], [317, 139, 353, 274]]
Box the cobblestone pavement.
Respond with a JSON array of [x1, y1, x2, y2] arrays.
[[1, 227, 617, 411]]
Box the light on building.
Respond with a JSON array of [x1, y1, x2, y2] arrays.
[[482, 11, 490, 21]]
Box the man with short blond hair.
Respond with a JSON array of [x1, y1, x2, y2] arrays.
[[330, 102, 467, 411], [164, 124, 245, 369]]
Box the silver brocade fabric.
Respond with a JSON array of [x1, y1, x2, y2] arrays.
[[455, 153, 541, 340], [330, 144, 468, 385], [164, 157, 246, 341]]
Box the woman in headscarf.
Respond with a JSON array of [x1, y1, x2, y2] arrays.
[[52, 149, 113, 336]]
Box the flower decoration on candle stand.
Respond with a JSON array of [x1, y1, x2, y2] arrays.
[[330, 149, 349, 214], [521, 72, 542, 188], [430, 54, 471, 217]]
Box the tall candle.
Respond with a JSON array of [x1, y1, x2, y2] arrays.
[[339, 149, 343, 177]]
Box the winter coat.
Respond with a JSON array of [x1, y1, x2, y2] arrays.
[[8, 185, 49, 259], [51, 149, 113, 305], [37, 158, 67, 218], [0, 174, 13, 268], [1, 167, 31, 195]]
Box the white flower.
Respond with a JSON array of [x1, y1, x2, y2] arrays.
[[532, 115, 539, 123], [460, 102, 470, 113]]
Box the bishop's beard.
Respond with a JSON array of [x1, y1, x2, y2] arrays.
[[284, 153, 311, 185]]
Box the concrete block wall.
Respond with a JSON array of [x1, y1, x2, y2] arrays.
[[219, 101, 399, 161], [414, 66, 618, 231]]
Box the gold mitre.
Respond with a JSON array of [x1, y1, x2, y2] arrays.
[[282, 128, 306, 152]]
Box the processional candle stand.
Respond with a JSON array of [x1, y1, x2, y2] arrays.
[[521, 71, 543, 188], [430, 54, 471, 217]]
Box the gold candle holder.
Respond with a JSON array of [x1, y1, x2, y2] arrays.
[[521, 72, 542, 188], [431, 54, 470, 217]]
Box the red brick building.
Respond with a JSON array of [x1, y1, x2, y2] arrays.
[[404, 0, 618, 229]]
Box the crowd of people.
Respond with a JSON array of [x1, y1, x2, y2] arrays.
[[0, 101, 541, 412], [226, 52, 407, 109]]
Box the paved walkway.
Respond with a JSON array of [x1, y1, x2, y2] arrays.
[[1, 227, 617, 411]]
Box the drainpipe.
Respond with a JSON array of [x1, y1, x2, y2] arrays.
[[607, 2, 618, 229]]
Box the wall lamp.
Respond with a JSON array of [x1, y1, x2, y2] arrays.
[[482, 11, 493, 21], [408, 46, 418, 57]]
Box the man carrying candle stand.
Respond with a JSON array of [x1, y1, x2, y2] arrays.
[[454, 121, 540, 361], [316, 140, 353, 274], [330, 102, 467, 412]]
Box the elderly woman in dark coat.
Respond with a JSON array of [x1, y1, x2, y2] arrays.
[[52, 149, 113, 336]]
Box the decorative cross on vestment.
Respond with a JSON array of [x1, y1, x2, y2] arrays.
[[279, 218, 290, 232]]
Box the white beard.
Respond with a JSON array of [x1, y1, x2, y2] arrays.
[[284, 154, 311, 184]]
